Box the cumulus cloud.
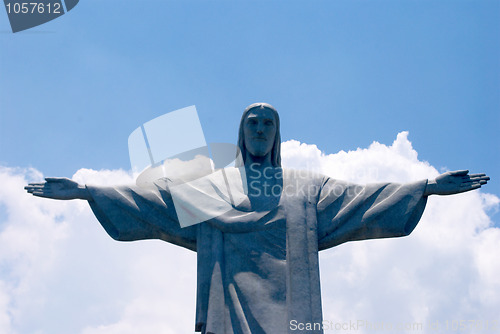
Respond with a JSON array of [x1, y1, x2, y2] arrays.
[[0, 167, 196, 334], [283, 132, 500, 333], [0, 131, 498, 334]]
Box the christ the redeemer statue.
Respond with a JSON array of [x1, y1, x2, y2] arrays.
[[25, 103, 489, 334]]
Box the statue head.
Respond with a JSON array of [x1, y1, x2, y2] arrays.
[[236, 102, 281, 167]]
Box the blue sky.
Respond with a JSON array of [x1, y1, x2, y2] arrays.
[[1, 1, 498, 195], [0, 1, 499, 333]]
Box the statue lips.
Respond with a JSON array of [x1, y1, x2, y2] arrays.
[[5, 0, 79, 33]]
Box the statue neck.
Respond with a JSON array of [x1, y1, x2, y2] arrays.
[[244, 152, 273, 170]]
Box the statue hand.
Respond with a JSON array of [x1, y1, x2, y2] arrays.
[[24, 177, 91, 200], [424, 170, 490, 196]]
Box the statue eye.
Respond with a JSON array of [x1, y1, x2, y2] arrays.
[[265, 120, 274, 126]]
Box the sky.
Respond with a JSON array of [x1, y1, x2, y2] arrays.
[[0, 1, 499, 333]]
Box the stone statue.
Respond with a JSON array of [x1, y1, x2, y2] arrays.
[[25, 103, 489, 334]]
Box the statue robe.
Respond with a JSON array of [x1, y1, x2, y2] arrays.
[[86, 168, 428, 334]]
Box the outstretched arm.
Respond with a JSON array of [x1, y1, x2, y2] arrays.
[[25, 177, 197, 249], [24, 177, 92, 200], [424, 170, 490, 196]]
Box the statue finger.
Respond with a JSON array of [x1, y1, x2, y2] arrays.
[[33, 188, 53, 194], [467, 176, 490, 182], [32, 191, 47, 197], [45, 177, 66, 182], [458, 183, 481, 192], [25, 184, 45, 189], [450, 170, 469, 176], [470, 183, 481, 190], [28, 185, 51, 192], [25, 185, 44, 192], [461, 180, 486, 188]]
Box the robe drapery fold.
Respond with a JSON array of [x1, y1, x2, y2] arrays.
[[87, 168, 427, 334]]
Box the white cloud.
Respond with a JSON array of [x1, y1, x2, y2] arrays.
[[0, 167, 196, 334], [282, 132, 499, 333], [0, 131, 498, 333], [282, 131, 435, 183], [0, 281, 13, 334]]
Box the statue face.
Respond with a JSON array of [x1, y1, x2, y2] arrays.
[[243, 108, 277, 158]]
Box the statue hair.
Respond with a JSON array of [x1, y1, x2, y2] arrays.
[[236, 102, 281, 167]]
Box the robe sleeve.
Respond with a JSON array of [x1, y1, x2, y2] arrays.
[[317, 177, 428, 251], [86, 182, 197, 251]]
